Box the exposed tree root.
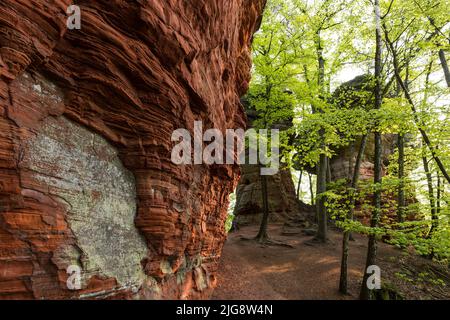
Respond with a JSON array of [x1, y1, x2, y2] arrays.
[[304, 237, 331, 247], [239, 236, 294, 248]]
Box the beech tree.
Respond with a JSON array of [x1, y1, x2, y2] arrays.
[[247, 0, 450, 299], [246, 0, 301, 244], [360, 0, 384, 300]]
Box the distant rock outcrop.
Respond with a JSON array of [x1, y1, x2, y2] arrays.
[[233, 75, 398, 226], [234, 165, 312, 225], [330, 75, 397, 181]]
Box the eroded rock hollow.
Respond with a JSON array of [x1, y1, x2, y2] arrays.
[[0, 0, 266, 299]]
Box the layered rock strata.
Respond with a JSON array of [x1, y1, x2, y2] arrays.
[[0, 0, 265, 299]]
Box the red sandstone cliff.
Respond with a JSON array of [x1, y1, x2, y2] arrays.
[[0, 0, 266, 299]]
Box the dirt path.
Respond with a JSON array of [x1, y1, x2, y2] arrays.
[[212, 224, 450, 300]]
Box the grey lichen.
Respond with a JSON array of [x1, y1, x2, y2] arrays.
[[24, 116, 148, 289]]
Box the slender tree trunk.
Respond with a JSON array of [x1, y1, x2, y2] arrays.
[[385, 28, 450, 185], [360, 135, 382, 300], [297, 171, 303, 199], [348, 142, 356, 180], [437, 173, 441, 216], [315, 29, 328, 243], [439, 49, 450, 88], [427, 18, 450, 87], [422, 152, 438, 237], [256, 174, 270, 241], [327, 157, 332, 184], [340, 134, 369, 294], [395, 60, 411, 225], [435, 171, 442, 257], [360, 0, 383, 300], [309, 173, 315, 206], [397, 134, 406, 223], [316, 154, 328, 242]]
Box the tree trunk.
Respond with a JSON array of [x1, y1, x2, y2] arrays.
[[437, 173, 441, 216], [397, 134, 406, 223], [297, 171, 303, 199], [256, 174, 270, 241], [360, 0, 383, 300], [360, 133, 382, 300], [309, 173, 315, 206], [315, 29, 328, 243], [395, 60, 411, 225], [316, 154, 328, 242], [385, 28, 450, 185], [339, 134, 369, 294], [422, 152, 438, 237], [439, 49, 450, 88], [348, 142, 356, 180], [427, 18, 450, 87], [327, 157, 332, 184]]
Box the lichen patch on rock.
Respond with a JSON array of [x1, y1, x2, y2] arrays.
[[23, 116, 148, 288]]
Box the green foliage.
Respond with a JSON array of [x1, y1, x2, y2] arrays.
[[249, 0, 450, 265], [225, 214, 235, 234], [225, 193, 236, 233]]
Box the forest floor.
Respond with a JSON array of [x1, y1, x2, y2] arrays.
[[212, 224, 450, 300]]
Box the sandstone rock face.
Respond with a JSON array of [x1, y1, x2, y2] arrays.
[[330, 134, 397, 182], [24, 112, 148, 293], [234, 165, 311, 225], [330, 75, 398, 182], [0, 0, 265, 299]]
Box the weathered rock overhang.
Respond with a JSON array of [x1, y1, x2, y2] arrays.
[[0, 0, 266, 299]]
